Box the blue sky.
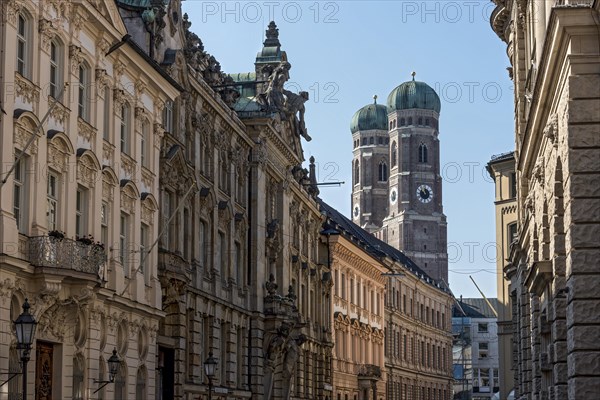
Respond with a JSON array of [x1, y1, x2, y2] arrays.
[[182, 1, 515, 299]]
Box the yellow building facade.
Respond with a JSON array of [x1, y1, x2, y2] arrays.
[[0, 0, 180, 399]]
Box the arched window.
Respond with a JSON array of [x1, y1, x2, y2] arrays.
[[418, 117, 423, 125], [391, 142, 397, 168], [418, 144, 428, 163], [16, 12, 31, 78], [362, 137, 367, 146], [400, 118, 405, 126], [369, 137, 374, 145], [114, 362, 127, 400], [389, 121, 393, 130], [120, 103, 130, 154], [425, 118, 430, 126], [136, 367, 147, 400], [354, 160, 360, 185], [408, 117, 413, 126], [72, 355, 85, 400], [378, 161, 388, 182], [78, 63, 90, 120], [50, 39, 63, 98]]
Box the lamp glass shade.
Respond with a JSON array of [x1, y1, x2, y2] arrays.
[[204, 352, 217, 377], [14, 299, 37, 348], [107, 349, 120, 382]]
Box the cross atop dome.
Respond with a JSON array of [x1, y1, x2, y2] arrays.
[[411, 71, 416, 80]]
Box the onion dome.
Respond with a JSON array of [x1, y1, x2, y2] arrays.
[[350, 95, 389, 134], [387, 72, 441, 114]]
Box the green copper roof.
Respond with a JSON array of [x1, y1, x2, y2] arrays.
[[256, 21, 286, 65], [387, 76, 441, 113], [350, 97, 388, 134]]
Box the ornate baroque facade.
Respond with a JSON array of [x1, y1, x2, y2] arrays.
[[0, 0, 180, 398], [490, 0, 600, 399], [320, 202, 454, 400]]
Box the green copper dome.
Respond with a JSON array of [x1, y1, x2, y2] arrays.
[[387, 75, 441, 114], [350, 97, 389, 134]]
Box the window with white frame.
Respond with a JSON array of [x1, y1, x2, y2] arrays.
[[163, 100, 173, 133], [120, 103, 130, 154], [75, 186, 88, 238], [478, 322, 488, 333], [101, 202, 109, 247], [13, 154, 27, 233], [49, 39, 63, 99], [78, 64, 90, 121], [141, 120, 149, 167], [120, 213, 129, 275], [103, 87, 111, 140], [16, 13, 30, 77], [140, 223, 148, 274], [47, 172, 59, 231], [478, 342, 489, 359]]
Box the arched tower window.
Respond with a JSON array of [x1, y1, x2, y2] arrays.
[[391, 142, 397, 168], [354, 160, 360, 185], [400, 118, 405, 126], [378, 161, 388, 182], [418, 144, 428, 163], [418, 117, 423, 125]]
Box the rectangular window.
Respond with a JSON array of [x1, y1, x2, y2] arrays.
[[47, 172, 59, 231], [120, 213, 129, 276], [103, 87, 111, 140], [183, 208, 190, 260], [341, 273, 346, 300], [78, 66, 88, 120], [141, 122, 149, 167], [75, 186, 88, 237], [101, 203, 109, 247], [163, 100, 173, 133], [49, 41, 60, 98], [350, 278, 354, 303], [13, 155, 26, 233], [235, 241, 242, 285], [510, 172, 517, 198], [479, 342, 489, 359], [199, 220, 207, 268], [140, 223, 148, 274], [17, 14, 27, 76], [478, 323, 488, 333], [120, 104, 130, 154], [508, 223, 518, 244]]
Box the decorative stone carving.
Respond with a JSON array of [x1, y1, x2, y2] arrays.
[[113, 89, 126, 113], [39, 19, 57, 52], [95, 69, 109, 91], [121, 155, 135, 180], [78, 118, 97, 144], [113, 60, 127, 81], [48, 141, 69, 172], [153, 122, 165, 148], [2, 0, 21, 24], [70, 5, 88, 37], [69, 45, 84, 74], [121, 185, 137, 215], [77, 155, 98, 188], [15, 73, 40, 104], [49, 98, 70, 124], [543, 113, 558, 147]]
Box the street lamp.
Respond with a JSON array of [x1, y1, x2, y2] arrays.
[[93, 348, 121, 394], [13, 299, 37, 400], [204, 352, 217, 400]]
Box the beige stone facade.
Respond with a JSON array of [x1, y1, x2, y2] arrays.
[[487, 152, 517, 399], [490, 0, 600, 399], [0, 0, 180, 398], [320, 201, 454, 400]]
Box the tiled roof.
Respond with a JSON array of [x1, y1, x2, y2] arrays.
[[452, 297, 499, 319], [318, 198, 447, 293]]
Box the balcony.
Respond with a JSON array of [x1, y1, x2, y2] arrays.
[[357, 364, 382, 379], [28, 236, 106, 276]]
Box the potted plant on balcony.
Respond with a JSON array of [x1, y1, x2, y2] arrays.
[[76, 234, 94, 245], [48, 230, 65, 240]]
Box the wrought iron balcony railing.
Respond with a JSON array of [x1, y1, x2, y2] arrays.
[[28, 236, 106, 276]]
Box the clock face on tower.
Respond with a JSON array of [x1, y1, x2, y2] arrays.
[[353, 205, 360, 219], [389, 188, 398, 205], [416, 184, 433, 203]]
